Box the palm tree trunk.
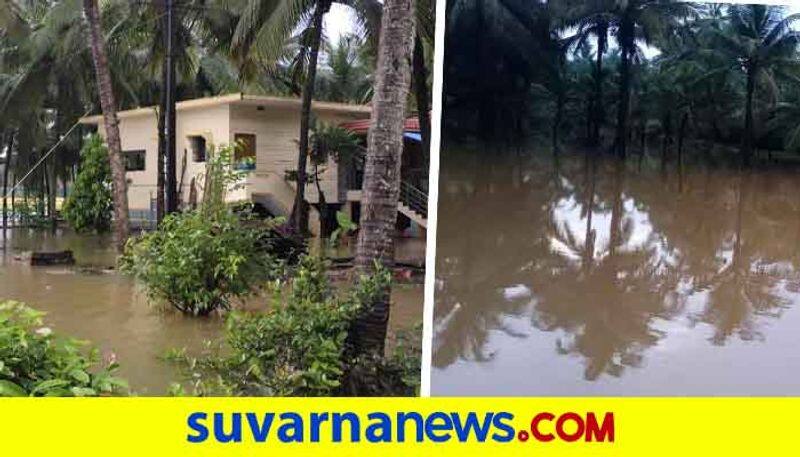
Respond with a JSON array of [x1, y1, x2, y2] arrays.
[[552, 92, 564, 154], [2, 132, 13, 231], [733, 171, 745, 268], [10, 173, 16, 224], [43, 157, 55, 226], [615, 22, 633, 159], [742, 68, 755, 166], [677, 112, 688, 172], [640, 119, 646, 153], [352, 0, 416, 355], [582, 154, 596, 269], [47, 156, 57, 228], [609, 159, 624, 256], [156, 68, 166, 223], [155, 0, 167, 223], [39, 163, 46, 220], [590, 26, 607, 147], [290, 0, 331, 235], [165, 0, 178, 214], [412, 34, 431, 157], [661, 112, 671, 172], [83, 0, 129, 253]]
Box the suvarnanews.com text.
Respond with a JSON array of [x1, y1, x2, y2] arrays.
[[186, 410, 615, 444]]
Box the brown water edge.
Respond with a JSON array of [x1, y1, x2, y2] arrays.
[[0, 228, 423, 395], [432, 145, 800, 395]]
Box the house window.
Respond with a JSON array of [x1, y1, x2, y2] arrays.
[[189, 135, 207, 162], [124, 150, 146, 171], [234, 134, 256, 161]]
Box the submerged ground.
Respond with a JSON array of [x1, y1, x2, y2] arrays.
[[432, 145, 800, 395], [0, 228, 423, 395]]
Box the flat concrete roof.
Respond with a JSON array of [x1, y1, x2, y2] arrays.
[[79, 93, 371, 124]]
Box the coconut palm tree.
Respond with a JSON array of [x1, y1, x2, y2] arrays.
[[316, 34, 373, 103], [83, 0, 129, 251], [608, 0, 696, 158], [707, 4, 800, 164], [412, 0, 435, 156], [231, 0, 382, 234], [772, 91, 800, 153], [566, 0, 614, 147], [1, 0, 106, 228], [352, 0, 416, 355]]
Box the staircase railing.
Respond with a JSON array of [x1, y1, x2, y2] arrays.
[[399, 180, 428, 219], [350, 148, 428, 220]]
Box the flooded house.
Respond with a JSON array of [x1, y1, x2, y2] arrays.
[[338, 117, 429, 238], [79, 93, 428, 236]]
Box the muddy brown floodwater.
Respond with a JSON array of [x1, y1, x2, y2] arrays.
[[432, 146, 800, 395], [0, 228, 423, 395]]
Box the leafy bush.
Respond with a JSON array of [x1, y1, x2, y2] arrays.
[[195, 143, 251, 219], [120, 210, 282, 315], [342, 324, 422, 396], [62, 134, 113, 233], [166, 257, 420, 396], [121, 144, 282, 315], [0, 301, 128, 397]]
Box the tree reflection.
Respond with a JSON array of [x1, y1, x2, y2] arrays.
[[533, 157, 681, 380], [433, 149, 800, 382], [690, 172, 790, 344]]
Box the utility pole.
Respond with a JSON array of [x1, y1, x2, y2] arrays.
[[165, 0, 178, 213]]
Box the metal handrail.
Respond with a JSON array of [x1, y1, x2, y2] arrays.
[[351, 147, 427, 219], [400, 180, 428, 218]]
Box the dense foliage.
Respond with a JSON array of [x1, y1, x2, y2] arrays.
[[166, 256, 420, 396], [307, 120, 362, 235], [445, 1, 800, 162], [0, 301, 128, 397], [121, 210, 283, 315], [0, 1, 424, 226], [121, 145, 282, 315], [62, 134, 113, 233]]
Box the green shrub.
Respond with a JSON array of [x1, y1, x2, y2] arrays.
[[0, 301, 128, 397], [120, 210, 283, 315], [342, 333, 421, 396], [62, 134, 113, 233], [166, 257, 420, 396], [120, 144, 283, 316]]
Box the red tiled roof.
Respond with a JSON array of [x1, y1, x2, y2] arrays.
[[340, 117, 420, 135]]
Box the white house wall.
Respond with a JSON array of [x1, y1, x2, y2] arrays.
[[93, 98, 367, 221], [229, 104, 364, 205], [96, 104, 230, 212]]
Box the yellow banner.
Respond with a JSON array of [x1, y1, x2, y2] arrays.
[[0, 398, 796, 455]]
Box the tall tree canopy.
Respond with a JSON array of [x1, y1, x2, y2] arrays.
[[443, 0, 800, 165]]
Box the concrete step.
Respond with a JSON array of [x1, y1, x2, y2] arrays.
[[398, 201, 427, 228]]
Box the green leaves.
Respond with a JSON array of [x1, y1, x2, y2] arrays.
[[0, 380, 26, 397], [121, 209, 282, 315], [165, 257, 419, 397], [0, 300, 129, 397], [330, 210, 358, 247], [70, 387, 98, 397], [120, 145, 284, 316], [69, 369, 90, 384], [309, 120, 361, 165], [31, 379, 70, 396], [62, 134, 113, 234]]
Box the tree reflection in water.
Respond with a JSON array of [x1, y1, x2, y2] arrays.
[[433, 147, 800, 387]]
